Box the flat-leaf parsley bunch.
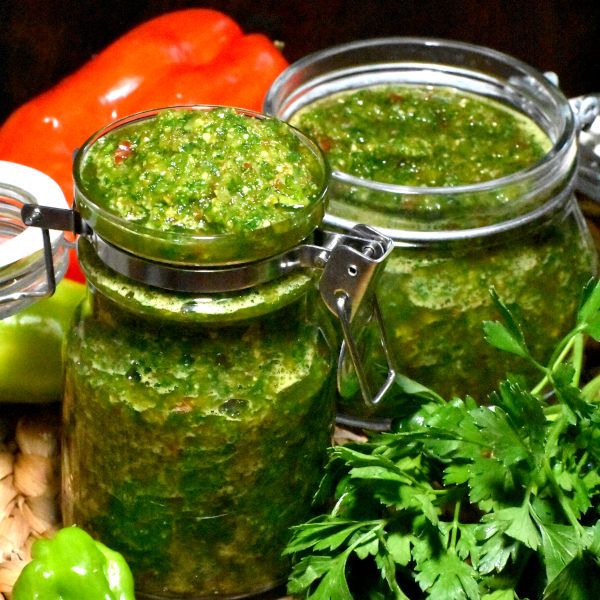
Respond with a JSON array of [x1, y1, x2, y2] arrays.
[[285, 281, 600, 599]]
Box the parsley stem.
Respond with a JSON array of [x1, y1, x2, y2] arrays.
[[544, 459, 584, 536], [543, 414, 585, 537], [449, 501, 461, 552], [377, 529, 412, 600], [576, 451, 589, 476], [331, 491, 350, 517], [571, 333, 585, 387], [582, 372, 600, 401], [545, 412, 567, 455], [530, 331, 582, 396]]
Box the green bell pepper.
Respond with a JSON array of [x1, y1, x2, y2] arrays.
[[12, 526, 135, 599], [0, 279, 85, 403]]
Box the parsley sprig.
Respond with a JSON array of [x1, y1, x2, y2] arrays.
[[285, 280, 600, 599]]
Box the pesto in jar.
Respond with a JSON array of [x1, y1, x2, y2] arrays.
[[290, 85, 550, 186], [62, 243, 336, 598], [289, 84, 597, 418], [63, 106, 335, 597], [81, 107, 322, 235]]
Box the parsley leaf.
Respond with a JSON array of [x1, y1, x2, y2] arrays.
[[542, 551, 600, 600], [415, 552, 479, 599], [482, 288, 529, 359]]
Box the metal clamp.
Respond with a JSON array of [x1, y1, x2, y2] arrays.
[[0, 191, 57, 309], [20, 204, 396, 406], [22, 204, 91, 237], [540, 76, 600, 202], [317, 224, 395, 405], [569, 94, 600, 132], [0, 227, 56, 304], [3, 203, 89, 306]]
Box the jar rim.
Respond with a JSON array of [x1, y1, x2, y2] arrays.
[[73, 105, 330, 266], [264, 36, 576, 212]]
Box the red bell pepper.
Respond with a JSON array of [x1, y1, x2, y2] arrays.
[[0, 9, 288, 282]]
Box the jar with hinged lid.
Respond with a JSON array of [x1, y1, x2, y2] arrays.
[[23, 106, 393, 598], [0, 161, 74, 404], [0, 161, 68, 319], [264, 37, 600, 428]]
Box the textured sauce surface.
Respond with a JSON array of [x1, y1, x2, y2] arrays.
[[291, 84, 550, 186], [81, 108, 322, 235]]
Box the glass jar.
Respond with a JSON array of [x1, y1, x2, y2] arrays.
[[0, 161, 73, 404], [0, 160, 68, 319], [264, 38, 600, 425], [52, 106, 392, 598], [63, 240, 335, 599]]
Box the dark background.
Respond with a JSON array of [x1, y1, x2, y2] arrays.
[[0, 0, 599, 121]]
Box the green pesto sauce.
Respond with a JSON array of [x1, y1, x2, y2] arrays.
[[291, 85, 551, 186], [289, 84, 596, 420], [65, 109, 337, 595], [62, 280, 335, 597], [336, 210, 597, 419], [81, 108, 322, 235]]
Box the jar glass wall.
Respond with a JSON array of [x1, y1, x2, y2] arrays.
[[265, 38, 598, 422]]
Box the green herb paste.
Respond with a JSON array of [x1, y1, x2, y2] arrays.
[[290, 85, 597, 418], [63, 107, 336, 597], [63, 244, 335, 597], [81, 108, 322, 235], [290, 85, 550, 186]]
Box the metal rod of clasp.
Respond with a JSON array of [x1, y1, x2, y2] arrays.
[[318, 224, 395, 407], [6, 203, 81, 304], [0, 195, 60, 308], [335, 292, 396, 406], [0, 227, 56, 305]]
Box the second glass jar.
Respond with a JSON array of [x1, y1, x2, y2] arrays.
[[265, 38, 599, 423]]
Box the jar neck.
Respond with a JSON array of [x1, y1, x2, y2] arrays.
[[78, 237, 317, 326]]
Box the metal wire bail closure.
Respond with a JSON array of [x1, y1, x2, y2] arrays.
[[570, 93, 600, 201], [0, 161, 69, 318], [19, 203, 396, 407], [317, 224, 396, 406]]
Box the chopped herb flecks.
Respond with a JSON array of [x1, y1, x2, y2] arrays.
[[82, 108, 322, 235], [291, 85, 550, 186]]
